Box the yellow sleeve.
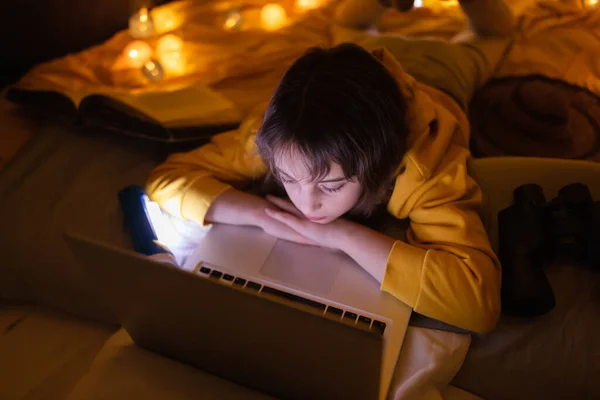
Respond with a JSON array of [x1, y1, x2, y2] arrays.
[[382, 148, 502, 333], [145, 106, 268, 225]]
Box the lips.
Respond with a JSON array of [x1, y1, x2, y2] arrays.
[[307, 216, 326, 221]]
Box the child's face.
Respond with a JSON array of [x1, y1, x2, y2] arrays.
[[274, 154, 362, 224]]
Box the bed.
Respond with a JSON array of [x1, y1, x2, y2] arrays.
[[1, 0, 599, 399]]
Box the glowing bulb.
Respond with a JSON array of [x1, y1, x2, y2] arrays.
[[157, 34, 183, 54], [123, 40, 153, 68], [129, 7, 155, 39], [585, 0, 598, 6], [156, 34, 185, 75], [261, 3, 287, 31], [160, 53, 185, 75], [438, 0, 459, 7], [224, 9, 243, 31], [296, 0, 320, 11], [151, 8, 181, 33], [142, 59, 164, 82]]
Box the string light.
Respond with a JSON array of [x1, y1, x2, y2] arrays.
[[296, 0, 320, 11], [224, 9, 243, 31], [436, 0, 459, 7], [151, 8, 182, 34], [129, 7, 155, 39], [157, 34, 183, 54], [142, 60, 164, 82], [159, 53, 185, 75], [261, 3, 287, 30], [156, 34, 185, 75], [122, 40, 153, 68]]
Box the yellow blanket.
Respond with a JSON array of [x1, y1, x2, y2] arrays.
[[3, 0, 599, 167], [496, 0, 600, 96], [10, 0, 481, 115]]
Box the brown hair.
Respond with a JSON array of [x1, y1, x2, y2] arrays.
[[255, 43, 409, 216]]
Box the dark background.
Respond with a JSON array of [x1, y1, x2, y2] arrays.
[[0, 0, 171, 89]]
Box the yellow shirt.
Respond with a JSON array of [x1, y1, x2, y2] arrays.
[[146, 48, 501, 334]]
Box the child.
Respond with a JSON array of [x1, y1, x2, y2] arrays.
[[146, 0, 515, 334]]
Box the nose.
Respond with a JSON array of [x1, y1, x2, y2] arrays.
[[297, 187, 321, 215]]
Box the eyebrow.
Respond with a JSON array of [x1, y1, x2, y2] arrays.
[[276, 168, 346, 183]]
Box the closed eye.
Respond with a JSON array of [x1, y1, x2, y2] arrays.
[[322, 184, 344, 193], [280, 177, 296, 184]]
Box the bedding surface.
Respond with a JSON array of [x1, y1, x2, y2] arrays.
[[0, 119, 161, 324], [0, 304, 117, 400], [454, 262, 600, 400], [0, 96, 36, 172], [4, 0, 598, 165], [1, 1, 599, 399]]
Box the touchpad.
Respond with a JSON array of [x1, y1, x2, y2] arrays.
[[259, 241, 343, 296]]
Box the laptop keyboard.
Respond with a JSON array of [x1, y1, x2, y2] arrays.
[[197, 265, 387, 336]]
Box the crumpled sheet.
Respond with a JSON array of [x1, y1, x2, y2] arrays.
[[7, 0, 599, 128], [495, 0, 600, 97], [9, 0, 474, 116]]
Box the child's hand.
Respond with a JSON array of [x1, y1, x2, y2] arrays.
[[264, 196, 350, 250], [258, 208, 320, 246]]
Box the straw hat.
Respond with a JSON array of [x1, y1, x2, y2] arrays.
[[469, 76, 600, 161]]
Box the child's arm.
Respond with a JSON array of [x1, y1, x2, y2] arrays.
[[268, 147, 501, 334], [146, 107, 268, 227], [146, 106, 319, 245], [379, 147, 501, 334]]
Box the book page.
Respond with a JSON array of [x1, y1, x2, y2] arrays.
[[107, 86, 243, 127]]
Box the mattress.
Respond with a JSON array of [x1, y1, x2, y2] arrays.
[[0, 106, 161, 324], [2, 100, 600, 400], [453, 263, 600, 399]]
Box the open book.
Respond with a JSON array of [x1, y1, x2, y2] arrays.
[[5, 85, 243, 143]]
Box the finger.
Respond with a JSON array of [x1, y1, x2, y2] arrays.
[[266, 196, 304, 218], [265, 208, 306, 233], [262, 217, 319, 246]]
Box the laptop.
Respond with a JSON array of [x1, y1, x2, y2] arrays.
[[65, 223, 412, 400]]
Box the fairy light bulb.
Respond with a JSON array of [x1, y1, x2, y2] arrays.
[[123, 40, 153, 68], [160, 53, 185, 75], [584, 0, 598, 7], [156, 34, 185, 75], [151, 8, 181, 34], [142, 59, 164, 82], [224, 9, 243, 31], [157, 34, 183, 54], [438, 0, 459, 7], [261, 3, 287, 31], [296, 0, 320, 11], [129, 7, 155, 39]]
